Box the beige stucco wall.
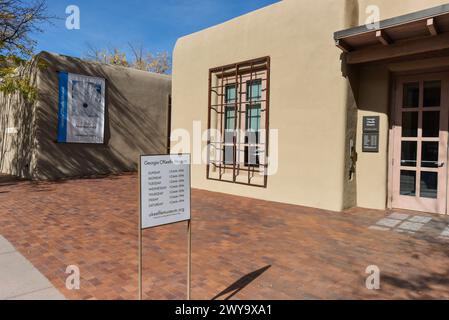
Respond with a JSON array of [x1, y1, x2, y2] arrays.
[[355, 64, 390, 209], [172, 0, 354, 211], [172, 0, 449, 212]]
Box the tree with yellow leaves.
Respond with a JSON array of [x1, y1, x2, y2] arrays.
[[0, 0, 53, 101]]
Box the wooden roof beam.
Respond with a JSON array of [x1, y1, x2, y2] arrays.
[[427, 18, 439, 36], [376, 30, 392, 46], [346, 32, 449, 64], [335, 39, 352, 53]]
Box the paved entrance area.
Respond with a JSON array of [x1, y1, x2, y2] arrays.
[[1, 173, 449, 300], [0, 235, 65, 300]]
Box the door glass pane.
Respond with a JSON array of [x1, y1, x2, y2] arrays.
[[421, 142, 439, 168], [403, 82, 419, 108], [424, 81, 441, 107], [420, 172, 438, 199], [402, 112, 418, 137], [422, 111, 440, 137], [400, 170, 416, 196], [401, 141, 417, 167]]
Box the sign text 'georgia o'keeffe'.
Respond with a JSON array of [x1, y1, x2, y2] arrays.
[[140, 154, 191, 229]]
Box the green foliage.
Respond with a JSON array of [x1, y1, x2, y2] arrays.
[[0, 54, 38, 103], [0, 0, 52, 102], [0, 74, 37, 102]]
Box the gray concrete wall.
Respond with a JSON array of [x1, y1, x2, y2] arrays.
[[1, 51, 171, 180]]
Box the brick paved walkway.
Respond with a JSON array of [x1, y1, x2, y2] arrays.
[[1, 173, 449, 300]]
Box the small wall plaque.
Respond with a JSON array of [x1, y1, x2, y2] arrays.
[[363, 116, 379, 153]]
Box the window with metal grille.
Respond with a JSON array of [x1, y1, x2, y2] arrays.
[[207, 57, 270, 187]]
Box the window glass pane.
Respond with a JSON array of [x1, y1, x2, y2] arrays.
[[225, 107, 235, 130], [247, 80, 262, 101], [224, 107, 235, 144], [421, 142, 439, 168], [420, 172, 438, 199], [224, 146, 234, 165], [401, 141, 417, 167], [245, 146, 260, 166], [400, 170, 416, 196], [225, 85, 236, 103], [245, 105, 261, 165], [422, 111, 440, 138], [402, 112, 418, 137], [424, 81, 441, 107], [403, 82, 419, 108], [246, 105, 261, 130], [246, 105, 261, 144]]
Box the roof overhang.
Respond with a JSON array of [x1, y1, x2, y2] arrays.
[[334, 4, 449, 64]]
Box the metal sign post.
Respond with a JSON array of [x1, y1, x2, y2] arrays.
[[138, 216, 142, 300], [138, 158, 143, 301], [187, 220, 192, 300], [138, 154, 192, 300]]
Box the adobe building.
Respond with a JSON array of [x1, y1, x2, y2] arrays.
[[0, 51, 171, 180], [172, 0, 449, 214]]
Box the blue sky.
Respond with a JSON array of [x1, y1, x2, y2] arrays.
[[34, 0, 280, 59]]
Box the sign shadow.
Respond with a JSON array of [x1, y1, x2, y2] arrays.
[[211, 265, 271, 300]]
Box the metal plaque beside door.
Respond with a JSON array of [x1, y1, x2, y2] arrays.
[[363, 116, 380, 153]]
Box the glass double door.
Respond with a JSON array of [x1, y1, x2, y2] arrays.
[[392, 73, 449, 214]]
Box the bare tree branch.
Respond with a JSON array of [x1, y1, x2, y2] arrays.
[[84, 43, 172, 74], [0, 0, 54, 58]]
